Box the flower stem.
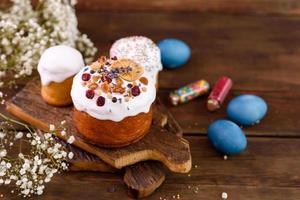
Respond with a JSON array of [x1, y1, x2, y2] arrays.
[[0, 112, 33, 133]]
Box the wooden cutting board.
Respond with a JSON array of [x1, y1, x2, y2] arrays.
[[6, 79, 191, 197]]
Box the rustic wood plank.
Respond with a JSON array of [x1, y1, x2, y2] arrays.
[[2, 175, 299, 200], [158, 89, 300, 137], [4, 0, 300, 15], [150, 185, 300, 200], [168, 137, 300, 188], [76, 0, 300, 16], [1, 136, 299, 199], [78, 12, 300, 91]]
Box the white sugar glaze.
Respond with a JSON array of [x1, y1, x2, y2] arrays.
[[110, 36, 162, 78], [38, 45, 85, 86], [71, 58, 156, 122]]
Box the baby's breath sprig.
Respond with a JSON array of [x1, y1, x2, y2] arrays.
[[0, 109, 70, 197], [0, 0, 97, 80]]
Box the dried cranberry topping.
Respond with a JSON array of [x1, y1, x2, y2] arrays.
[[106, 77, 112, 83], [90, 70, 95, 74], [96, 96, 105, 107], [127, 83, 133, 88], [82, 73, 91, 81], [112, 97, 117, 103], [85, 90, 95, 99], [131, 86, 141, 96], [101, 76, 112, 83]]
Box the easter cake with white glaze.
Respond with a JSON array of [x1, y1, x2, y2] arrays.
[[71, 56, 156, 147], [110, 36, 162, 86], [38, 45, 85, 106]]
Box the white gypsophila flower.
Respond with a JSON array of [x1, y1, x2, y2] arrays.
[[4, 179, 11, 185], [0, 149, 7, 158], [0, 132, 6, 139], [18, 153, 24, 159], [31, 140, 37, 146], [68, 152, 74, 160], [10, 175, 17, 180], [15, 131, 23, 139], [49, 124, 55, 131], [6, 163, 11, 169], [36, 185, 44, 195], [60, 130, 66, 136], [67, 136, 75, 144], [0, 161, 7, 177]]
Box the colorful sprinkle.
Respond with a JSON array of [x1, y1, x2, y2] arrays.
[[169, 80, 210, 106]]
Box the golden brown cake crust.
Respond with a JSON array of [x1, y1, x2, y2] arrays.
[[73, 107, 153, 148], [41, 76, 74, 106]]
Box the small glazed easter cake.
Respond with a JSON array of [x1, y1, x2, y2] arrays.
[[38, 45, 85, 106], [71, 56, 156, 147], [110, 36, 162, 86]]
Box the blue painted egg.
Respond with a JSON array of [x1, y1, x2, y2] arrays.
[[208, 119, 247, 155], [227, 95, 268, 126], [157, 38, 191, 69]]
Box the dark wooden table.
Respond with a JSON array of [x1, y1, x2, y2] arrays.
[[1, 7, 300, 200]]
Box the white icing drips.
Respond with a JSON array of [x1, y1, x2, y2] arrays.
[[110, 36, 163, 76], [71, 62, 156, 122], [38, 45, 85, 86]]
